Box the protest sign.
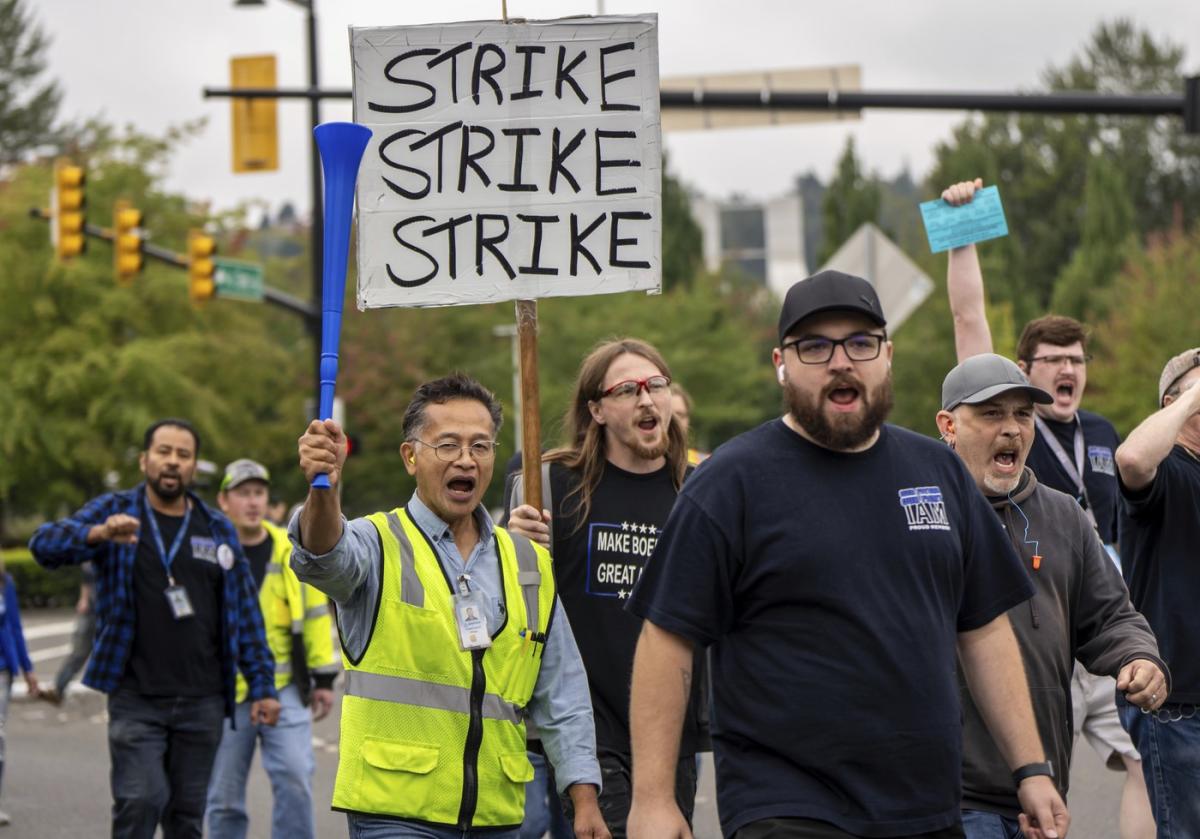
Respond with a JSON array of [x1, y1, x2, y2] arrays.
[[351, 15, 662, 309], [919, 185, 1009, 253]]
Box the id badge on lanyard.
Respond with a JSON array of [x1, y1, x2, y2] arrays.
[[145, 496, 196, 620], [453, 574, 492, 651]]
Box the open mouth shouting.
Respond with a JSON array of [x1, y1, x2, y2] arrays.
[[634, 411, 661, 438], [1053, 378, 1077, 405], [992, 445, 1021, 476], [445, 473, 478, 504], [824, 376, 865, 414]]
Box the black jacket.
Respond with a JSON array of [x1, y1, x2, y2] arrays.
[[959, 468, 1166, 817]]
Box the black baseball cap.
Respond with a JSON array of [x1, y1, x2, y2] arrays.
[[778, 271, 887, 344]]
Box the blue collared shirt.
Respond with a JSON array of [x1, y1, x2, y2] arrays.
[[289, 492, 601, 794]]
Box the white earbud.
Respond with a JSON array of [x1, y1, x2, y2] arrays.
[[777, 365, 786, 383]]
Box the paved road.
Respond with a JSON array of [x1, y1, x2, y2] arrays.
[[7, 609, 1126, 838]]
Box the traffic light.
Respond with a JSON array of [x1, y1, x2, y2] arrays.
[[112, 199, 143, 285], [187, 229, 217, 302], [52, 159, 86, 261]]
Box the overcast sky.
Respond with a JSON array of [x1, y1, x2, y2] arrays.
[[35, 0, 1200, 219]]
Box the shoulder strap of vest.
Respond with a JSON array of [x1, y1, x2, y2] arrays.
[[505, 531, 543, 634], [508, 461, 555, 550], [380, 510, 426, 608]]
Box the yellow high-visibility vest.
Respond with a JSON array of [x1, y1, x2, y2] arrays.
[[236, 521, 339, 703], [332, 508, 556, 829]]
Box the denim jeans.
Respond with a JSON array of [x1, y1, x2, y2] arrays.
[[206, 684, 315, 839], [53, 604, 96, 695], [520, 749, 573, 839], [346, 814, 521, 838], [1118, 695, 1200, 838], [107, 689, 225, 839], [960, 810, 1023, 839]]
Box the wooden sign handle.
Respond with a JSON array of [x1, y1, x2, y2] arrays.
[[516, 299, 543, 511]]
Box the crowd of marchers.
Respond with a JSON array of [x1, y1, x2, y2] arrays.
[[16, 176, 1200, 839]]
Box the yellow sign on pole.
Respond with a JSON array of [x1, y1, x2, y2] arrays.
[[231, 55, 279, 173]]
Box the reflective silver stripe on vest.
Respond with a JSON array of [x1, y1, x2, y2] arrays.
[[305, 604, 329, 620], [266, 563, 282, 574], [275, 661, 291, 675], [345, 670, 520, 724], [386, 512, 425, 608], [509, 534, 541, 632]]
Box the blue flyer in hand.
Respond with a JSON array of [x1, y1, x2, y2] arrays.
[[919, 186, 1009, 253]]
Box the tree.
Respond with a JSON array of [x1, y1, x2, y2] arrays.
[[0, 0, 61, 165], [927, 20, 1200, 328], [0, 124, 308, 530], [1049, 153, 1137, 325], [818, 137, 881, 265], [1087, 222, 1200, 436]]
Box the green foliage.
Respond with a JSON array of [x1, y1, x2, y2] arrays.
[[1050, 154, 1138, 325], [927, 19, 1200, 329], [0, 125, 308, 526], [818, 137, 882, 265], [0, 0, 61, 164], [2, 548, 81, 608], [1088, 226, 1200, 436]]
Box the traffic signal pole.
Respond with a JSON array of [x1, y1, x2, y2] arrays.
[[203, 77, 1200, 132], [27, 207, 318, 321]]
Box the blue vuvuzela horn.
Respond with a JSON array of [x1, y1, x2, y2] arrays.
[[311, 122, 372, 489]]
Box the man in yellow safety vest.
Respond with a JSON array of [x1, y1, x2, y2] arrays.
[[290, 373, 610, 839]]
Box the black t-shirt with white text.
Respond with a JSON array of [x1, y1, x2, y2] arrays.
[[628, 420, 1034, 838], [1119, 446, 1200, 701], [1027, 410, 1121, 544], [122, 507, 224, 697], [548, 460, 704, 757]]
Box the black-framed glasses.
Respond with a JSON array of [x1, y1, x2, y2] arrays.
[[783, 333, 887, 365], [599, 375, 672, 400], [410, 440, 499, 462], [1028, 353, 1092, 367]]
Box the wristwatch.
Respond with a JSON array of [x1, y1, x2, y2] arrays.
[[1012, 761, 1055, 785]]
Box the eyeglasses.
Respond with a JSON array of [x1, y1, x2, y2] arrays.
[[410, 440, 499, 462], [1028, 353, 1092, 367], [783, 333, 887, 365], [599, 375, 672, 400]]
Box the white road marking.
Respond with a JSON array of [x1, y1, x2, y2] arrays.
[[23, 621, 77, 641]]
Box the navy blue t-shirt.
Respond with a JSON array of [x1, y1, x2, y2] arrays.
[[1027, 410, 1121, 544], [1119, 446, 1200, 702], [627, 420, 1034, 838]]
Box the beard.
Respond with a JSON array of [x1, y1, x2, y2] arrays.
[[786, 372, 894, 450], [148, 471, 187, 501]]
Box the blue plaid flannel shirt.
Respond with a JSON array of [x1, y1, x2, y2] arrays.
[[29, 484, 276, 717]]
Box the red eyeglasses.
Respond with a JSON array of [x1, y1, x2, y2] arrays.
[[599, 375, 672, 400]]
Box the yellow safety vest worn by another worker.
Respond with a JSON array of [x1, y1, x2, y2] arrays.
[[332, 507, 555, 829], [235, 521, 339, 703]]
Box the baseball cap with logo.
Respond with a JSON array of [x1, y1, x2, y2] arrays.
[[1158, 347, 1200, 406], [778, 270, 887, 344], [220, 458, 271, 491], [941, 353, 1054, 411]]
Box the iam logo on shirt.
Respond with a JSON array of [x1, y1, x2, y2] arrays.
[[898, 486, 951, 532], [1087, 445, 1116, 476]]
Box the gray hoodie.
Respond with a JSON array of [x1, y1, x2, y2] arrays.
[[959, 468, 1166, 818]]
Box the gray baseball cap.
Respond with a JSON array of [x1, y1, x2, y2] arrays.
[[220, 458, 271, 491], [1158, 347, 1200, 406], [941, 353, 1054, 411]]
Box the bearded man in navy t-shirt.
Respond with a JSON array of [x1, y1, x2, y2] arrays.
[[625, 271, 1068, 839]]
